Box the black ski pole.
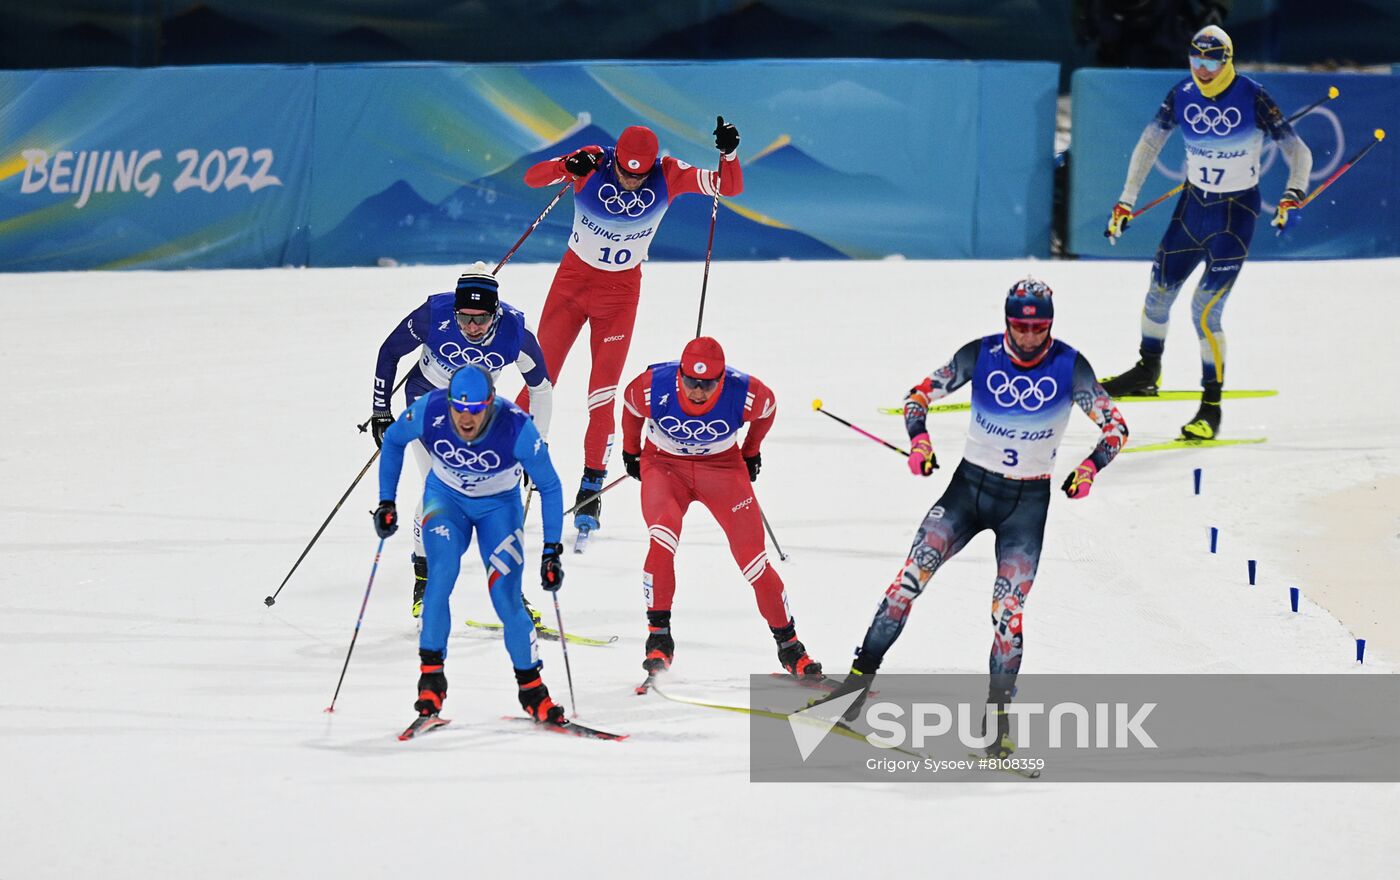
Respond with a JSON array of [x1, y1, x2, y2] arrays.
[[265, 449, 379, 607], [551, 592, 578, 718], [694, 154, 723, 337], [564, 475, 631, 516], [325, 536, 388, 713], [760, 510, 788, 562]]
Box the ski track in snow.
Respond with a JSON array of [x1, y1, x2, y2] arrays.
[[2, 258, 1398, 877]]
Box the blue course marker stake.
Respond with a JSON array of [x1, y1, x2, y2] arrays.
[[1210, 527, 1218, 554], [1248, 560, 1256, 585], [1289, 586, 1300, 613], [1356, 639, 1366, 664], [1193, 468, 1202, 495]]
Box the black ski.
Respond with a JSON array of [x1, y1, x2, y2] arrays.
[[502, 715, 628, 741]]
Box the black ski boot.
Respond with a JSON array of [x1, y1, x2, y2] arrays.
[[411, 555, 428, 619], [1181, 381, 1223, 440], [1100, 353, 1161, 398], [414, 649, 447, 716], [642, 610, 674, 674], [574, 467, 607, 533], [809, 651, 881, 721], [772, 620, 823, 677], [515, 666, 565, 724], [982, 685, 1015, 758]]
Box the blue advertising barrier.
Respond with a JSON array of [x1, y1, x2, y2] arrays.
[[309, 60, 1058, 265], [0, 66, 316, 271], [1068, 69, 1399, 259], [0, 60, 1057, 271]]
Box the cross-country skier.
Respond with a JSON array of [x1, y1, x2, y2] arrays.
[[1100, 25, 1312, 439], [368, 263, 552, 617], [824, 280, 1128, 758], [620, 336, 821, 680], [374, 364, 568, 732], [515, 118, 744, 548]]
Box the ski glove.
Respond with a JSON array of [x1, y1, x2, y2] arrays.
[[369, 412, 393, 448], [1104, 201, 1133, 241], [623, 450, 642, 481], [540, 542, 565, 591], [745, 452, 762, 482], [714, 116, 740, 155], [373, 500, 398, 538], [564, 148, 600, 177], [1271, 188, 1304, 232], [908, 432, 937, 476], [1062, 460, 1098, 499]]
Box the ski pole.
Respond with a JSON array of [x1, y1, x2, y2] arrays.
[[812, 399, 909, 457], [694, 157, 723, 337], [761, 510, 788, 562], [265, 449, 380, 607], [324, 536, 387, 713], [551, 592, 578, 718], [496, 181, 573, 274], [1298, 128, 1386, 209], [1117, 86, 1341, 232], [564, 475, 631, 517]]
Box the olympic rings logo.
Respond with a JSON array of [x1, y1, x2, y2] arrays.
[[433, 440, 501, 472], [597, 183, 655, 217], [1183, 103, 1242, 136], [435, 342, 507, 372], [656, 416, 732, 442], [986, 370, 1058, 411]]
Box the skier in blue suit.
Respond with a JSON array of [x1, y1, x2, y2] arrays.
[[374, 364, 568, 725]]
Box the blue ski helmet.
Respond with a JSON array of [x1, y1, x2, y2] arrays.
[[448, 364, 495, 413]]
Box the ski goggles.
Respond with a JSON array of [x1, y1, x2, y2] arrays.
[[455, 310, 494, 328], [1007, 319, 1052, 334], [1189, 55, 1224, 73], [449, 394, 492, 414], [680, 373, 720, 392]]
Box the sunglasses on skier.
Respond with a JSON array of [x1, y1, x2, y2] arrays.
[[455, 310, 494, 327], [449, 394, 492, 414], [1189, 55, 1224, 73], [680, 373, 720, 392], [1007, 319, 1051, 335]]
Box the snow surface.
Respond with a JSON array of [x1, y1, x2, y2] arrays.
[[2, 257, 1398, 878]]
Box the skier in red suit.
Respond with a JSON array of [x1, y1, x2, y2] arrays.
[[620, 336, 821, 679], [517, 119, 744, 545]]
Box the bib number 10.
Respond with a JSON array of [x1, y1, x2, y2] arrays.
[[598, 247, 632, 266]]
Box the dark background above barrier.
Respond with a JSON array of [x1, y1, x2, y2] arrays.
[[4, 1, 1398, 74]]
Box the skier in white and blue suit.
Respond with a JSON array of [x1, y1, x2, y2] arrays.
[[373, 364, 568, 725], [368, 261, 553, 618], [1101, 25, 1312, 439]]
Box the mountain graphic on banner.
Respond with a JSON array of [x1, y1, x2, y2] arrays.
[[310, 124, 849, 267]]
